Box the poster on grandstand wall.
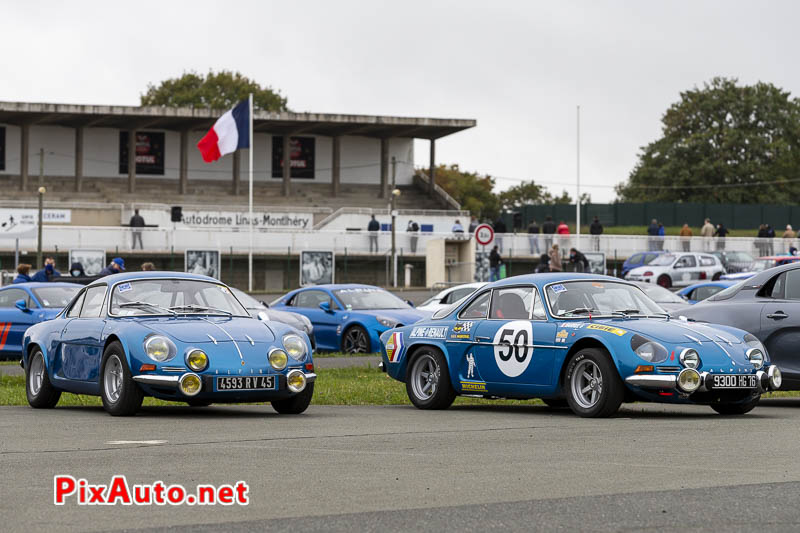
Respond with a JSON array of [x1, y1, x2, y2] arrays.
[[185, 250, 220, 280], [119, 131, 165, 175], [300, 251, 334, 286], [583, 252, 606, 275], [271, 136, 315, 179], [0, 126, 5, 171], [69, 249, 106, 277]]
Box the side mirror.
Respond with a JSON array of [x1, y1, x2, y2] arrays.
[[15, 299, 28, 312], [405, 299, 415, 307], [257, 311, 269, 322], [319, 301, 332, 313]]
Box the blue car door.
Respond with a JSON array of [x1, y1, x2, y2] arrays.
[[0, 287, 41, 356], [289, 289, 342, 350], [60, 285, 107, 381]]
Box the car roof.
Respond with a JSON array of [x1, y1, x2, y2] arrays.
[[738, 260, 800, 287], [757, 256, 800, 261], [85, 271, 219, 288], [489, 273, 621, 288]]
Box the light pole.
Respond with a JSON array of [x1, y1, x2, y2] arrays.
[[37, 186, 46, 268], [391, 156, 400, 287]]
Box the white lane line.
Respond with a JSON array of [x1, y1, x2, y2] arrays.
[[106, 440, 168, 445]]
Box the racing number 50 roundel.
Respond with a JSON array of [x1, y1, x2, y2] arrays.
[[493, 320, 533, 377]]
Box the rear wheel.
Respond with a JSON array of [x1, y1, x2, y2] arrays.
[[342, 325, 370, 353], [100, 342, 143, 416], [657, 275, 672, 288], [406, 348, 456, 410], [712, 272, 722, 281], [271, 383, 314, 414], [26, 349, 61, 408], [711, 395, 760, 415], [564, 348, 624, 418]]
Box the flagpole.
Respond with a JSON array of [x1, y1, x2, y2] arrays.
[[248, 93, 254, 292]]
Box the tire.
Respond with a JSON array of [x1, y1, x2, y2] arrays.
[[712, 272, 722, 281], [100, 341, 144, 416], [271, 383, 314, 414], [657, 275, 672, 289], [564, 347, 624, 418], [186, 400, 212, 407], [26, 348, 61, 408], [342, 325, 370, 353], [711, 395, 760, 415], [542, 398, 568, 409], [405, 347, 456, 410]]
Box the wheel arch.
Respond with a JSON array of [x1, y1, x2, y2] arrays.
[[340, 320, 373, 351], [557, 336, 621, 392], [404, 342, 449, 385]]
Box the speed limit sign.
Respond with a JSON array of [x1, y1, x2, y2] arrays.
[[475, 224, 494, 246]]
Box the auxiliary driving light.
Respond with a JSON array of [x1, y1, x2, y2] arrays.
[[269, 349, 288, 370], [186, 349, 209, 372], [677, 368, 701, 393], [769, 366, 782, 390], [286, 370, 307, 393], [179, 373, 202, 396]]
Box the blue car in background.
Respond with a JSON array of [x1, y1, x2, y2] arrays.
[[621, 251, 666, 278], [380, 273, 781, 417], [676, 281, 736, 304], [0, 282, 81, 360], [272, 284, 430, 353]]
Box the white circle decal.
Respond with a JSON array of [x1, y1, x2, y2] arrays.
[[493, 320, 534, 377]]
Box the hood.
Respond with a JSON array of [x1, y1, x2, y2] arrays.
[[367, 308, 431, 326], [141, 316, 275, 343], [261, 309, 311, 332], [589, 318, 741, 345]]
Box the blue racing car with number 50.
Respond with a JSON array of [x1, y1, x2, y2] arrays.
[[379, 273, 782, 418]]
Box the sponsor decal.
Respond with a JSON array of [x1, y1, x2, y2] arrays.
[[385, 332, 405, 363], [451, 334, 471, 339], [466, 354, 476, 379], [452, 321, 474, 333], [586, 324, 627, 336], [559, 322, 584, 329], [117, 283, 132, 293], [555, 329, 569, 344], [493, 320, 534, 377], [460, 381, 487, 393], [410, 326, 448, 339], [551, 284, 568, 293]]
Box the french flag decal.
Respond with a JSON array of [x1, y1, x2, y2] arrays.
[[196, 99, 250, 162]]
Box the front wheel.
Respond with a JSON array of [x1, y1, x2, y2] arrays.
[[271, 383, 314, 414], [406, 348, 456, 410], [26, 349, 61, 408], [711, 395, 760, 415], [100, 342, 143, 416], [342, 325, 370, 353], [564, 348, 624, 418]]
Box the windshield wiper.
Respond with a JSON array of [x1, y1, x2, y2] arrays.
[[561, 307, 595, 316], [169, 304, 232, 316], [118, 301, 176, 315], [612, 309, 640, 317]]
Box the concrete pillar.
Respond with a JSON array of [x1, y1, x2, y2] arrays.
[[232, 150, 241, 195], [282, 134, 291, 197], [429, 139, 436, 196], [331, 136, 340, 197], [179, 129, 188, 194], [19, 123, 29, 191], [127, 129, 136, 193], [74, 126, 84, 192], [379, 137, 389, 198]]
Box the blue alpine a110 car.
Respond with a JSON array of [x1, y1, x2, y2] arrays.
[[272, 284, 429, 353], [379, 273, 782, 417], [22, 272, 315, 416]]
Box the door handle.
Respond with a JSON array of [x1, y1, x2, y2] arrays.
[[767, 312, 788, 320], [475, 336, 491, 342]]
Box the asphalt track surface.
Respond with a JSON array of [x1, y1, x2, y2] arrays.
[[3, 400, 800, 532]]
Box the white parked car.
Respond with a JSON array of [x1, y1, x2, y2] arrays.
[[625, 253, 724, 289], [417, 282, 487, 313]]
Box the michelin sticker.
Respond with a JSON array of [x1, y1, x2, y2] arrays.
[[493, 320, 533, 377], [586, 324, 627, 336], [410, 326, 448, 339], [460, 381, 487, 393], [385, 332, 405, 363]]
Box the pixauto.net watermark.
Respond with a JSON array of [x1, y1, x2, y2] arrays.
[[54, 475, 249, 506]]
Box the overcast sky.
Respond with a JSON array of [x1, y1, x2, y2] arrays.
[[4, 0, 799, 202]]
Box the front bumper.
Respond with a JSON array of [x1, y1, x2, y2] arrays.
[[134, 370, 317, 394], [625, 365, 781, 394]]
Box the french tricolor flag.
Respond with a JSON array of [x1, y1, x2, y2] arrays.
[[197, 99, 250, 162]]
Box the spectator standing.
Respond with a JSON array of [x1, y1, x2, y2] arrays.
[[452, 219, 464, 233], [589, 216, 603, 251], [527, 219, 540, 255], [757, 224, 768, 256], [407, 220, 419, 254], [468, 216, 479, 234], [367, 214, 380, 253], [783, 224, 796, 253], [12, 264, 32, 284], [766, 224, 776, 255], [549, 243, 562, 272], [535, 253, 550, 273], [701, 218, 715, 251], [99, 257, 125, 276], [714, 223, 729, 250], [489, 245, 502, 282], [493, 216, 507, 253], [141, 262, 156, 271], [69, 262, 85, 277], [679, 223, 693, 252], [542, 215, 556, 252], [556, 220, 570, 250], [569, 248, 590, 273], [31, 257, 61, 282], [657, 223, 665, 250], [647, 219, 659, 251], [129, 209, 146, 250]]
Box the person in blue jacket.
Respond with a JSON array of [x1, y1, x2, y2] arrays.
[[31, 257, 61, 282], [98, 257, 126, 276], [12, 263, 32, 284]]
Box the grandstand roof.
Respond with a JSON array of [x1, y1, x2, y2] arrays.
[[0, 101, 475, 140]]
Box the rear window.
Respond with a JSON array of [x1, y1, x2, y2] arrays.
[[708, 280, 745, 301], [628, 253, 643, 264]]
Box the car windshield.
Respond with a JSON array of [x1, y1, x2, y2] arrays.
[[546, 280, 665, 317], [110, 279, 249, 316], [640, 284, 685, 304], [649, 254, 676, 266], [231, 287, 266, 310], [334, 288, 409, 310], [32, 286, 81, 308]]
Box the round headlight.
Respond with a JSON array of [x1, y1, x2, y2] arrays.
[[283, 334, 306, 360], [746, 348, 764, 370], [769, 366, 782, 390], [269, 348, 288, 370], [677, 368, 701, 393], [144, 335, 176, 362], [179, 373, 202, 396], [186, 349, 209, 372], [679, 348, 700, 369], [631, 335, 668, 363]]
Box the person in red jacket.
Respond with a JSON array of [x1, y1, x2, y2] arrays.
[[556, 221, 570, 235]]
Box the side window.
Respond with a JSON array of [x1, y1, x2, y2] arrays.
[[629, 253, 643, 264], [675, 255, 697, 268], [694, 286, 722, 301], [531, 288, 546, 320], [459, 291, 491, 319], [784, 270, 800, 300], [699, 256, 716, 267], [80, 286, 107, 318], [490, 287, 532, 320], [67, 291, 86, 318], [294, 290, 330, 308], [765, 273, 786, 299], [0, 289, 28, 308]]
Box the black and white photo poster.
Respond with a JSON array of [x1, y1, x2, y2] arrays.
[[185, 250, 220, 279], [300, 251, 334, 286], [69, 249, 106, 277]]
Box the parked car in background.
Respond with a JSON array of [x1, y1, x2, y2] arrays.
[[23, 272, 316, 416], [230, 288, 315, 349], [677, 281, 736, 304], [0, 282, 81, 360], [380, 273, 780, 418], [625, 253, 724, 288], [272, 284, 430, 353], [721, 256, 800, 281], [627, 281, 688, 312], [710, 251, 754, 274], [417, 282, 487, 313], [621, 251, 666, 278]]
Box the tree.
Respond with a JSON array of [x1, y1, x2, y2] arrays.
[[499, 182, 589, 209], [140, 70, 288, 112], [423, 164, 499, 220], [616, 77, 800, 203]]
